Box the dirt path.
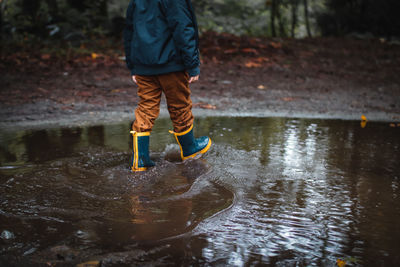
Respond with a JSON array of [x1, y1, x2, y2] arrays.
[[1, 35, 400, 129]]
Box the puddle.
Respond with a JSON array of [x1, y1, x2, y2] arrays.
[[0, 117, 399, 266]]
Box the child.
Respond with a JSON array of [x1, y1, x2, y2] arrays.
[[123, 0, 212, 172]]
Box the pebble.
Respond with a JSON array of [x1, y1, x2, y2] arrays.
[[1, 230, 15, 240]]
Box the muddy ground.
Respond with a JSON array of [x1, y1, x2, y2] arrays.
[[1, 34, 400, 129]]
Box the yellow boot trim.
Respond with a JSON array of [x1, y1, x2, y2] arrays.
[[131, 166, 148, 172], [130, 131, 151, 172], [130, 131, 151, 136], [168, 124, 193, 136], [181, 138, 212, 161], [169, 125, 194, 160], [169, 125, 212, 161]]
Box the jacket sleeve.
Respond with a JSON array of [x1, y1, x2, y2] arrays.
[[123, 1, 135, 75], [163, 0, 200, 77]]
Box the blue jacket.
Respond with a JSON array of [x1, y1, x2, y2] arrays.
[[123, 0, 200, 77]]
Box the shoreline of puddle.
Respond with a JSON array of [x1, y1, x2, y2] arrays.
[[0, 107, 398, 132]]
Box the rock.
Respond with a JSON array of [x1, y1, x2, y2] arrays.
[[1, 230, 15, 240]]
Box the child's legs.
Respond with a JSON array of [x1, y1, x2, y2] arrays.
[[158, 71, 194, 133], [133, 75, 162, 132]]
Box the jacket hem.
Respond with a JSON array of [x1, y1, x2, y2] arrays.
[[131, 62, 187, 76]]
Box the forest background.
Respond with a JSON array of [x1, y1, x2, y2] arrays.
[[1, 0, 400, 48], [1, 0, 400, 126]]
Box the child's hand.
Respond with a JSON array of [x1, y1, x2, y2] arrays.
[[132, 75, 137, 84], [189, 75, 199, 83]]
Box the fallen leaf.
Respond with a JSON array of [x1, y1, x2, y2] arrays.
[[254, 57, 270, 63], [91, 53, 99, 60], [361, 115, 367, 121], [389, 123, 396, 127], [76, 261, 100, 267], [224, 49, 238, 54], [282, 97, 294, 102], [41, 54, 51, 60], [336, 259, 346, 267], [241, 48, 259, 55], [269, 41, 282, 49], [257, 85, 266, 90], [193, 102, 217, 110], [37, 87, 48, 93], [111, 89, 123, 93], [76, 91, 93, 97], [245, 61, 262, 68]]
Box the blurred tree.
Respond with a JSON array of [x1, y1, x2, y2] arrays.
[[0, 1, 3, 40], [291, 0, 299, 37], [2, 0, 399, 42], [277, 0, 288, 37], [67, 0, 87, 12], [317, 0, 400, 39], [303, 0, 312, 37], [44, 0, 59, 23], [269, 0, 277, 37], [16, 0, 51, 37]]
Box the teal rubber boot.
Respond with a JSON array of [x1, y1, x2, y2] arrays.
[[169, 125, 212, 161], [130, 131, 155, 172]]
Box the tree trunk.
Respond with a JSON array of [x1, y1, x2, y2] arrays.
[[98, 0, 108, 19], [0, 2, 3, 40], [291, 0, 299, 37], [270, 0, 277, 37], [276, 0, 286, 37], [303, 0, 312, 37], [45, 0, 59, 23], [22, 0, 41, 20]]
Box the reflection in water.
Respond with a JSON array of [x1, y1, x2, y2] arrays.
[[0, 117, 399, 266]]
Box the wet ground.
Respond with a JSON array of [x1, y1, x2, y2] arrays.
[[1, 117, 400, 266], [2, 36, 400, 128]]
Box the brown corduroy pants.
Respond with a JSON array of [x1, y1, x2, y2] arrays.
[[132, 71, 194, 133]]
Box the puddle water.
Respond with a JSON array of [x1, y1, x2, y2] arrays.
[[0, 117, 399, 266]]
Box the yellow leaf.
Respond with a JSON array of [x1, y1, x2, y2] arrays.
[[91, 53, 98, 60], [361, 115, 367, 121], [245, 61, 262, 68], [76, 261, 100, 267], [269, 41, 282, 49], [337, 259, 346, 267]]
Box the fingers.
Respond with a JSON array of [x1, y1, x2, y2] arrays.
[[189, 75, 199, 84], [132, 75, 137, 84]]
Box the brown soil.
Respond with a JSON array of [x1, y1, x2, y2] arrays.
[[1, 33, 400, 128]]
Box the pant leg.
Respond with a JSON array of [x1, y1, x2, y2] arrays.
[[158, 71, 194, 133], [133, 75, 162, 132]]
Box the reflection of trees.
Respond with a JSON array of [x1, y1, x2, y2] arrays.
[[60, 127, 83, 155], [87, 125, 105, 146], [23, 129, 52, 162], [17, 127, 82, 163], [0, 145, 17, 164], [324, 121, 400, 265]]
